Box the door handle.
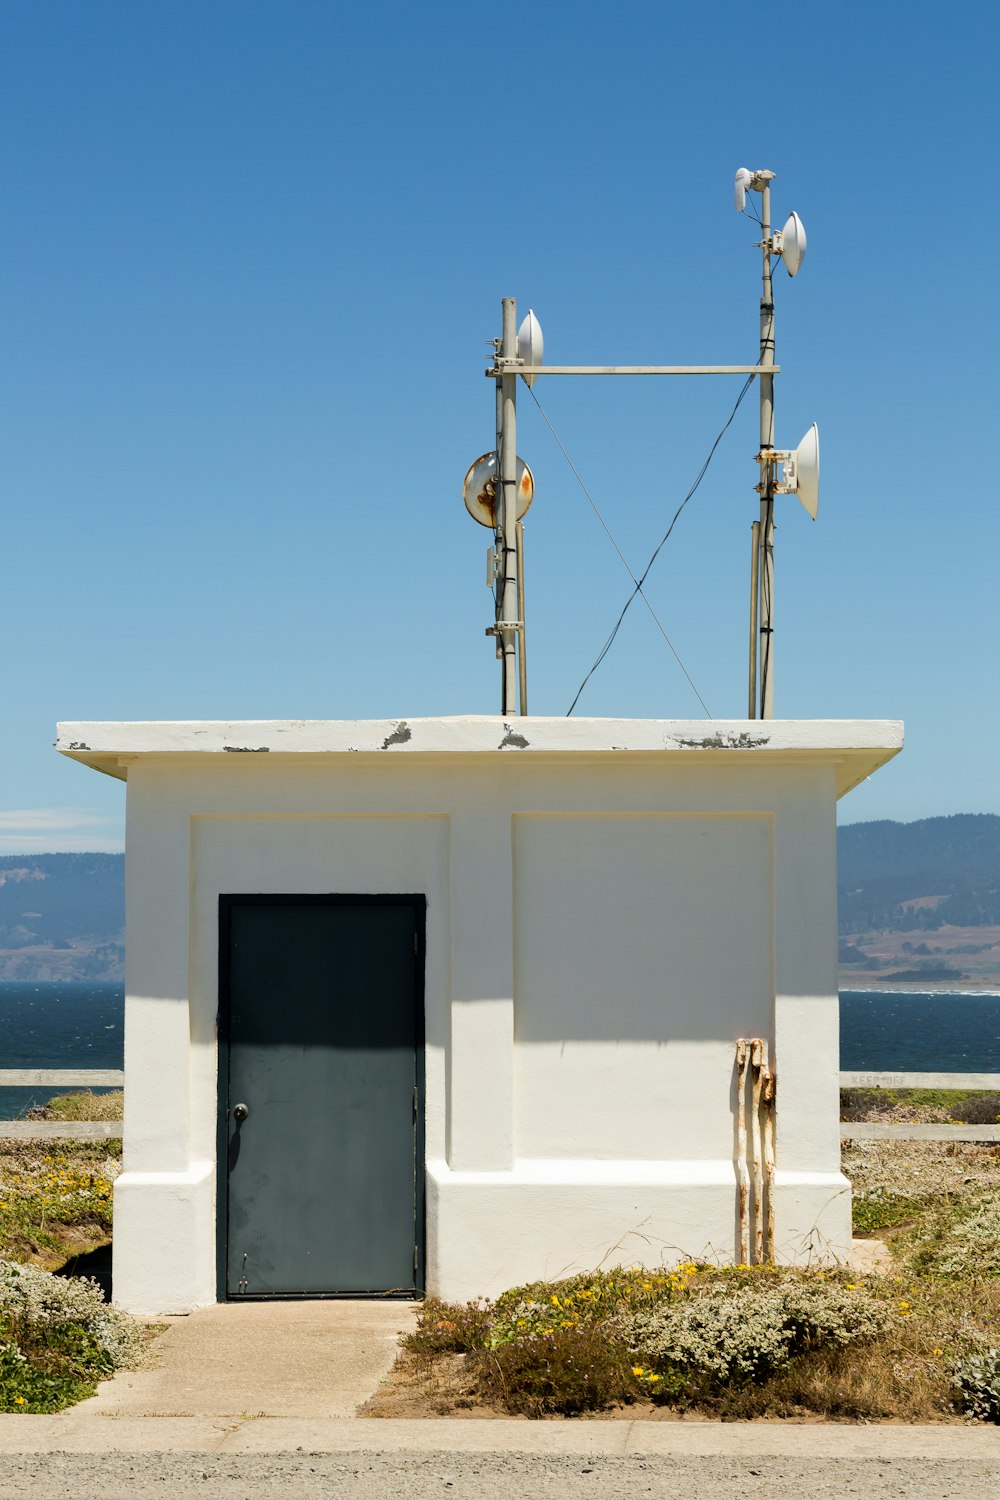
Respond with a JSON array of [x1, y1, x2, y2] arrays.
[[233, 1102, 249, 1122]]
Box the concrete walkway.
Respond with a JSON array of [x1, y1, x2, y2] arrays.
[[1, 1413, 999, 1459], [0, 1294, 998, 1460], [77, 1299, 418, 1419]]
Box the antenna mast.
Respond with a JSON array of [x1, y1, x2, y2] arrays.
[[755, 171, 777, 720], [466, 172, 814, 720], [497, 298, 520, 715], [739, 167, 814, 718]]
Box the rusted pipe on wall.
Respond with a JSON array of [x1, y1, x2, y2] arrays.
[[735, 1036, 776, 1264], [735, 1039, 751, 1264], [750, 1039, 765, 1263], [761, 1041, 776, 1260]]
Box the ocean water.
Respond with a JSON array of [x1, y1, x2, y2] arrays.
[[840, 988, 1000, 1072], [0, 981, 124, 1119], [1, 982, 1000, 1120]]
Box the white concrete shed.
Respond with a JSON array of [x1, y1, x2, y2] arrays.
[[58, 715, 900, 1316]]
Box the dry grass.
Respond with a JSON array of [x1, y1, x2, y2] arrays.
[[367, 1142, 1000, 1424], [842, 1138, 1000, 1203], [375, 1266, 999, 1424], [711, 1278, 1000, 1422], [26, 1090, 124, 1123], [363, 1349, 487, 1418]]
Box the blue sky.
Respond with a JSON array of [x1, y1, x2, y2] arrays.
[[2, 1, 996, 852]]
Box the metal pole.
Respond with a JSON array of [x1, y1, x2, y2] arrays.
[[757, 176, 776, 719], [492, 339, 504, 688], [516, 521, 527, 715], [499, 297, 518, 715], [748, 520, 760, 718]]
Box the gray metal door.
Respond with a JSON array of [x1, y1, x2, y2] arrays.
[[220, 896, 424, 1298]]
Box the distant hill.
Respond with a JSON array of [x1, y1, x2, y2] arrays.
[[0, 853, 124, 981], [837, 814, 1000, 988], [837, 814, 1000, 933], [0, 818, 997, 984]]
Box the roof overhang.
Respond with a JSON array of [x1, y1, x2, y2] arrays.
[[56, 716, 903, 801]]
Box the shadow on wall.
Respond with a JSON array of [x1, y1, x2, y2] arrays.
[[513, 814, 775, 1043]]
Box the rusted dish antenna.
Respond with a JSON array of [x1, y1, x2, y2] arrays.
[[462, 451, 534, 528]]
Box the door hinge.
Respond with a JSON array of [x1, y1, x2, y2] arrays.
[[412, 1084, 418, 1117], [413, 930, 418, 957], [413, 1243, 419, 1277]]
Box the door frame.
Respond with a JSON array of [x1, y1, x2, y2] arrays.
[[216, 892, 426, 1300]]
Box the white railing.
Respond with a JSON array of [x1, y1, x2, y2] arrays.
[[839, 1071, 1000, 1142], [0, 1069, 124, 1140], [1, 1068, 997, 1143]]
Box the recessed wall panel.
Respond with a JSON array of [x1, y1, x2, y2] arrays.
[[513, 814, 773, 1160]]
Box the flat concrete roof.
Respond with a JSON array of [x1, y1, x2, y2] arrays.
[[56, 716, 902, 800]]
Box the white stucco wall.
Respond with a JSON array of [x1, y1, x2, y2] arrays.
[[57, 716, 902, 1313]]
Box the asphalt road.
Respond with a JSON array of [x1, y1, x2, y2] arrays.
[[3, 1451, 1000, 1500]]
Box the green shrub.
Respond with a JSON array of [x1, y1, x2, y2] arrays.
[[852, 1194, 924, 1236], [840, 1088, 989, 1120], [619, 1277, 890, 1395], [491, 1265, 690, 1346], [932, 1198, 1000, 1280], [841, 1088, 898, 1118], [39, 1091, 124, 1123], [949, 1093, 1000, 1125], [770, 1278, 891, 1348], [476, 1323, 637, 1416], [623, 1288, 792, 1390], [951, 1348, 1000, 1422], [403, 1296, 493, 1357], [0, 1339, 95, 1413], [0, 1260, 148, 1412], [0, 1144, 119, 1264]]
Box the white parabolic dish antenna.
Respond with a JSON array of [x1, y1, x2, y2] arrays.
[[779, 211, 807, 277], [462, 451, 534, 528], [787, 423, 819, 519], [516, 309, 543, 387]]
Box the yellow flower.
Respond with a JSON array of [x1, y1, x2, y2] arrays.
[[933, 1348, 943, 1356], [14, 1397, 25, 1405], [632, 1365, 645, 1376], [551, 1295, 560, 1307], [648, 1372, 661, 1383]]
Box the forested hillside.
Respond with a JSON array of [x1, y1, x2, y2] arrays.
[[837, 814, 1000, 933]]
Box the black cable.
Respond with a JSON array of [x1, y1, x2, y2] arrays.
[[566, 370, 757, 716], [526, 383, 713, 716]]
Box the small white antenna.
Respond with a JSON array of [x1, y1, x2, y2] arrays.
[[775, 211, 807, 277], [516, 310, 544, 388], [774, 424, 819, 520]]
